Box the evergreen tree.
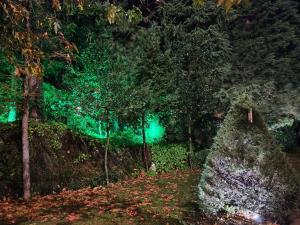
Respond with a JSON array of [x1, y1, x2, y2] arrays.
[[128, 27, 174, 170], [198, 95, 300, 223], [229, 0, 300, 88], [157, 0, 231, 166]]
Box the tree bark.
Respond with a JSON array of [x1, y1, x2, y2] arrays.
[[29, 76, 42, 119], [187, 112, 193, 168], [22, 75, 31, 201], [142, 112, 149, 171], [104, 109, 110, 185], [22, 1, 32, 201]]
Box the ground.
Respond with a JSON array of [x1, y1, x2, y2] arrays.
[[0, 169, 212, 225], [0, 152, 299, 225]]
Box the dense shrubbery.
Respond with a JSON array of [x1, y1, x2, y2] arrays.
[[198, 96, 300, 223], [0, 121, 143, 197], [0, 123, 22, 197], [191, 149, 210, 167], [269, 117, 298, 151], [151, 144, 188, 172]]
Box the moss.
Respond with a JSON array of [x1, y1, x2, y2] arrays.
[[198, 95, 300, 223]]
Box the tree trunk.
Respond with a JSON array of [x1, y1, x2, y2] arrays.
[[21, 0, 36, 201], [22, 75, 31, 201], [142, 112, 149, 171], [104, 109, 110, 185], [29, 76, 42, 119], [187, 113, 193, 168]]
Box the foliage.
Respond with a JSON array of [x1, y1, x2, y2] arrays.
[[126, 26, 174, 142], [29, 120, 67, 151], [151, 144, 188, 172], [198, 95, 300, 223], [73, 153, 92, 164], [230, 0, 300, 86], [63, 34, 131, 135], [227, 0, 300, 122], [208, 0, 250, 12], [0, 121, 142, 196], [0, 123, 22, 197], [42, 83, 69, 121], [0, 52, 21, 122], [269, 117, 298, 151], [107, 4, 142, 25], [191, 149, 211, 167], [154, 0, 232, 159]]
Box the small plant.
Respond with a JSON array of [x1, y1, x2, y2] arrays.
[[73, 153, 92, 164], [29, 120, 67, 152], [151, 144, 188, 173]]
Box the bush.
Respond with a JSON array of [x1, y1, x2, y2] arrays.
[[268, 117, 298, 151], [191, 149, 210, 168], [0, 121, 143, 197], [151, 144, 188, 172], [0, 123, 22, 197], [198, 96, 300, 223]]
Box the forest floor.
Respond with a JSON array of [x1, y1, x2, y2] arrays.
[[0, 152, 299, 225], [0, 169, 219, 225]]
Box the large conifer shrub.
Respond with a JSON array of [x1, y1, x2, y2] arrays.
[[198, 96, 300, 223]]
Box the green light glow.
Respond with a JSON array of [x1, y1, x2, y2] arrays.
[[67, 113, 165, 143], [7, 106, 16, 122], [131, 114, 165, 144], [43, 84, 165, 143], [0, 114, 7, 123]]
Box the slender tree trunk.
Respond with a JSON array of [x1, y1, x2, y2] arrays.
[[29, 76, 42, 119], [186, 59, 193, 168], [21, 1, 33, 201], [142, 112, 149, 171], [22, 75, 31, 201], [104, 109, 110, 185], [187, 112, 193, 168]]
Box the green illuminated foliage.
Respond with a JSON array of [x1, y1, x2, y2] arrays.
[[42, 83, 69, 121], [63, 34, 130, 135], [127, 115, 166, 144]]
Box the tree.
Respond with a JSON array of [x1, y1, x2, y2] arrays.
[[198, 95, 300, 223], [0, 0, 76, 200], [128, 27, 174, 171], [64, 35, 132, 184], [157, 0, 231, 167], [0, 0, 141, 197], [228, 0, 300, 95], [195, 0, 250, 11]]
